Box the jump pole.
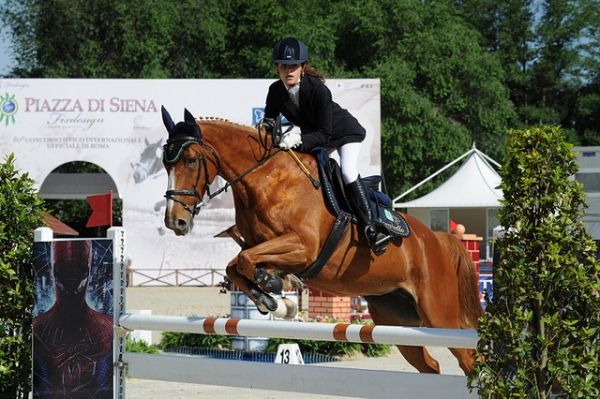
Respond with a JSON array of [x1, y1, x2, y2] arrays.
[[118, 313, 478, 349]]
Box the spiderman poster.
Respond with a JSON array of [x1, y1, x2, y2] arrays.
[[32, 239, 114, 399]]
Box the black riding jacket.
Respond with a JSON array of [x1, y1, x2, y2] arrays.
[[264, 75, 366, 152]]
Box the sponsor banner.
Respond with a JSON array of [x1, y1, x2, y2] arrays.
[[1, 79, 381, 284]]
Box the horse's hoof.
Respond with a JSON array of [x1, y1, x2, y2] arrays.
[[257, 293, 278, 311], [272, 297, 299, 319], [255, 303, 270, 315], [264, 277, 283, 294]]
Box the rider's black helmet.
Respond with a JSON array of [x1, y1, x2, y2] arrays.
[[272, 37, 308, 65]]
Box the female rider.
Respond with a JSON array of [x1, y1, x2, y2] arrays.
[[262, 37, 380, 253]]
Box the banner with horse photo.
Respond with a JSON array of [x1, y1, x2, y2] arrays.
[[0, 78, 380, 285]]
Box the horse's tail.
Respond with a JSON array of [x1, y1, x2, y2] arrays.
[[446, 233, 484, 328]]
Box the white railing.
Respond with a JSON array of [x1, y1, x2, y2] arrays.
[[128, 268, 226, 287]]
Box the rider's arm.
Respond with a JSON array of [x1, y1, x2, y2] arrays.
[[296, 81, 333, 151]]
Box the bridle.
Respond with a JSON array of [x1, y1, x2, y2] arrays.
[[163, 136, 210, 216], [163, 127, 277, 217]]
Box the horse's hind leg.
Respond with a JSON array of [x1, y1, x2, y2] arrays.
[[448, 347, 476, 375], [415, 278, 477, 375], [364, 291, 440, 374], [396, 346, 440, 374]]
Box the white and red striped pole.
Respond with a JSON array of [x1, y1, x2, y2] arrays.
[[118, 313, 477, 349]]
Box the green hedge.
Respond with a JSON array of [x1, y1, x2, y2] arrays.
[[473, 126, 600, 398], [0, 154, 45, 398]]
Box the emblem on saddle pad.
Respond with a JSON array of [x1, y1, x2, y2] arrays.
[[377, 207, 410, 237], [384, 209, 394, 220]]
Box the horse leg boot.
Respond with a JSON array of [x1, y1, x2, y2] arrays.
[[254, 267, 284, 294], [226, 262, 278, 314], [234, 232, 310, 315], [346, 177, 389, 255]]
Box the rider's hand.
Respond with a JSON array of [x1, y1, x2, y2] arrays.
[[261, 118, 276, 133], [279, 131, 302, 150]]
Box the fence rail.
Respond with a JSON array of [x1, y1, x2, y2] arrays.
[[128, 268, 226, 287]]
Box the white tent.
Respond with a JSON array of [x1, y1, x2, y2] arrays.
[[393, 145, 502, 208], [393, 144, 502, 261]]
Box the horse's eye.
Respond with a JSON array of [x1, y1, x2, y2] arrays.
[[186, 158, 196, 167]]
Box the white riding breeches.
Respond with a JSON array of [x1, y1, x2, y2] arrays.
[[337, 142, 362, 184]]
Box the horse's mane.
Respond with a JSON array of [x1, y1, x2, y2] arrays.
[[195, 117, 256, 133]]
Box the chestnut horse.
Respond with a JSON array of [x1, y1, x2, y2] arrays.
[[160, 108, 483, 374]]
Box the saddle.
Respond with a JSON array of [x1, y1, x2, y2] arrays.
[[311, 148, 410, 239]]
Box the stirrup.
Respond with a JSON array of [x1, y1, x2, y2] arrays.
[[365, 226, 391, 256], [373, 232, 392, 256]]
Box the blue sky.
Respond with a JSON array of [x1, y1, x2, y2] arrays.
[[0, 0, 14, 75], [0, 29, 14, 75]]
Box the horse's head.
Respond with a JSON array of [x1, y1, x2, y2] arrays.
[[161, 106, 218, 236], [131, 138, 163, 183]]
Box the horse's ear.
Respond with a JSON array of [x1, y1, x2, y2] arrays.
[[184, 108, 202, 139], [161, 105, 175, 133], [184, 108, 195, 124]]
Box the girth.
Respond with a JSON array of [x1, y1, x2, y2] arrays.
[[295, 212, 351, 281]]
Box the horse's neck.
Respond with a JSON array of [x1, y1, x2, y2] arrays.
[[202, 121, 268, 184]]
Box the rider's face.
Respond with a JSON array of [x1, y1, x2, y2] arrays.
[[277, 63, 303, 87]]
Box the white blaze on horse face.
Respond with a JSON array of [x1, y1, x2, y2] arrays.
[[165, 167, 177, 228]]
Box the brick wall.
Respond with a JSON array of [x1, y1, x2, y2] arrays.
[[308, 289, 352, 321]]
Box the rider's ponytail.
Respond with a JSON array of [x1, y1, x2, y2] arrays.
[[303, 64, 325, 82]]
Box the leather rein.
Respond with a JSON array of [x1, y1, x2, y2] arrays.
[[163, 130, 276, 217]]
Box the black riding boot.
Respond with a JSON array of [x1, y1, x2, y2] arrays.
[[346, 178, 388, 255]]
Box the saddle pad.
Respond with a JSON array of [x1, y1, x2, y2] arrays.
[[312, 148, 410, 238], [369, 193, 410, 237]]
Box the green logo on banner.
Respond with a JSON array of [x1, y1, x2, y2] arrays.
[[0, 93, 18, 126]]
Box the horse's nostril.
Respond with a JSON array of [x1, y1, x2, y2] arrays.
[[176, 219, 188, 228]]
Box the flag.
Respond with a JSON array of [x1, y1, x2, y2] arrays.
[[450, 218, 457, 233], [86, 191, 113, 228]]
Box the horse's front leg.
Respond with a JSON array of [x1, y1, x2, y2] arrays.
[[225, 261, 277, 313], [232, 232, 310, 314], [236, 231, 309, 284]]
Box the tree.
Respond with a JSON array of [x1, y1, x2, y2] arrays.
[[573, 73, 600, 145], [1, 0, 516, 198], [474, 126, 600, 398], [455, 0, 536, 128], [367, 2, 514, 195], [0, 154, 45, 398], [456, 0, 600, 144]]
